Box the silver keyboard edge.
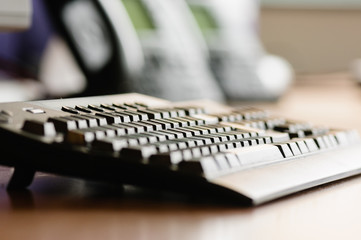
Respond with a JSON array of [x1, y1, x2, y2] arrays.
[[211, 143, 361, 205]]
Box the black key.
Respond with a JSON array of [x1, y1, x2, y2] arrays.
[[71, 115, 98, 127], [22, 120, 56, 137], [194, 125, 217, 134], [167, 128, 192, 138], [113, 123, 140, 134], [133, 133, 158, 144], [153, 141, 179, 151], [120, 145, 158, 160], [92, 137, 128, 151], [124, 103, 145, 109], [124, 110, 148, 121], [142, 131, 167, 142], [149, 151, 184, 165], [141, 120, 162, 131], [168, 117, 193, 126], [111, 123, 135, 134], [151, 108, 171, 118], [75, 105, 93, 113], [88, 104, 105, 112], [177, 127, 201, 136], [184, 137, 205, 146], [111, 112, 131, 122], [188, 135, 213, 145], [182, 116, 205, 125], [155, 118, 179, 128], [115, 111, 139, 122], [112, 103, 128, 110], [61, 106, 79, 114], [83, 114, 108, 126], [100, 103, 117, 111], [0, 115, 10, 124], [153, 130, 175, 140], [62, 116, 88, 129], [149, 119, 172, 129], [121, 135, 149, 145], [134, 102, 148, 108], [168, 118, 188, 127], [173, 138, 198, 148], [137, 109, 162, 119], [155, 108, 178, 118], [95, 112, 122, 124], [101, 125, 126, 136], [186, 126, 210, 135], [177, 155, 219, 176], [131, 122, 153, 132], [94, 126, 116, 137], [193, 135, 218, 144], [175, 106, 205, 116], [48, 117, 77, 132], [67, 128, 106, 144]]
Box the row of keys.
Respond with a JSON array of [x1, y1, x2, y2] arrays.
[[61, 103, 205, 119], [177, 130, 360, 178], [70, 122, 234, 146]]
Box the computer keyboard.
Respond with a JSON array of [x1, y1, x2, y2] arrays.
[[1, 93, 361, 205]]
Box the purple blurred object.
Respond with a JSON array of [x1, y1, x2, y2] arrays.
[[0, 0, 53, 78]]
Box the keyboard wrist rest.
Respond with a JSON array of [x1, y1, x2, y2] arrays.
[[211, 144, 361, 205]]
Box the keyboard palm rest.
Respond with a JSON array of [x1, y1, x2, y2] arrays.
[[0, 93, 360, 205]]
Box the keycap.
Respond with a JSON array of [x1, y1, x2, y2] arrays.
[[75, 105, 93, 113], [88, 104, 105, 112], [22, 120, 56, 137], [61, 106, 79, 114], [137, 109, 162, 119], [95, 112, 122, 124], [48, 117, 77, 132], [120, 145, 158, 160], [72, 115, 98, 128], [66, 128, 106, 144]]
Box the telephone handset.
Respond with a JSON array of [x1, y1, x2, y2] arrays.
[[45, 0, 224, 101]]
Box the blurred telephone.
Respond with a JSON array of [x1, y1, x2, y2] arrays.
[[186, 0, 294, 100], [44, 0, 225, 101]]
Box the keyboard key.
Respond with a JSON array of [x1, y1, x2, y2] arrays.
[[92, 137, 128, 151], [48, 117, 77, 132], [67, 128, 105, 144], [275, 143, 294, 158], [62, 116, 88, 129], [95, 112, 122, 124], [88, 104, 105, 112], [120, 145, 158, 160], [71, 115, 98, 128], [75, 105, 92, 113], [22, 120, 56, 137], [61, 106, 79, 114]]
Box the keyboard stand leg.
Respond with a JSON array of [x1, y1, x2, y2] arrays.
[[7, 167, 36, 190]]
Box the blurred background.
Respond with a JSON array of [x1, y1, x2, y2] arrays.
[[0, 0, 359, 103]]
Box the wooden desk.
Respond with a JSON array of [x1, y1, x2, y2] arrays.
[[2, 73, 361, 240]]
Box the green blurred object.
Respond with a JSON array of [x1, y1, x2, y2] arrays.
[[121, 0, 155, 30], [189, 5, 218, 36]]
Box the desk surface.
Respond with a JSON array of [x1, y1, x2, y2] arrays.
[[2, 73, 361, 240]]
